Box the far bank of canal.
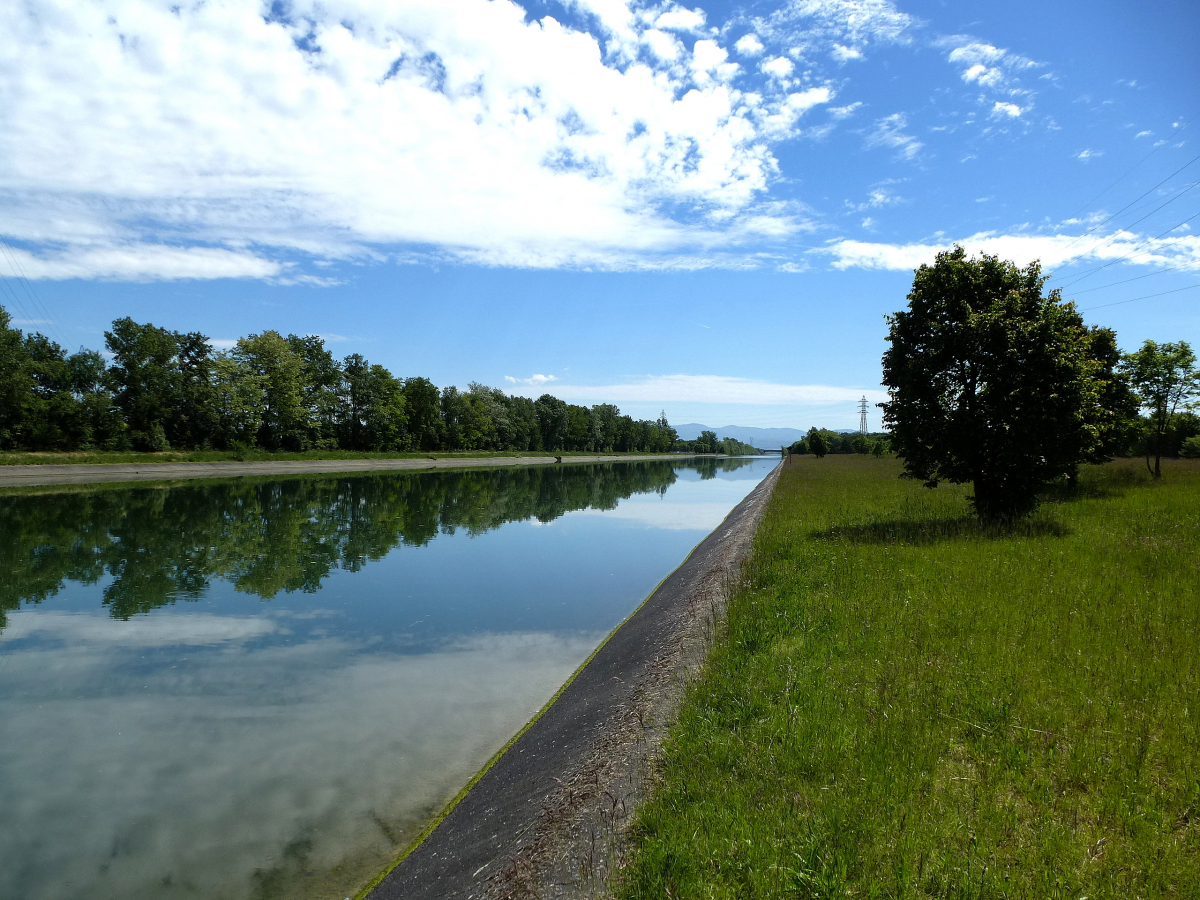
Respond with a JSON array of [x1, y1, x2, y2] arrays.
[[0, 456, 778, 900]]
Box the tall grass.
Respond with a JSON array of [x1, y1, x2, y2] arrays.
[[621, 456, 1200, 899]]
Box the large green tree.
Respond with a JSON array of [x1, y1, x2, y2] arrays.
[[1120, 339, 1198, 479], [881, 247, 1099, 520]]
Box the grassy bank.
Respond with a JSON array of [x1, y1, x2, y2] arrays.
[[0, 449, 691, 466], [621, 455, 1199, 899]]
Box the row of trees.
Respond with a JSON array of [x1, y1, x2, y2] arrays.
[[788, 429, 890, 457], [880, 247, 1199, 519], [0, 306, 718, 456]]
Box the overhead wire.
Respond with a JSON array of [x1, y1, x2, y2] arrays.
[[1066, 261, 1192, 294], [1046, 149, 1200, 270], [1047, 176, 1200, 283], [1081, 282, 1200, 311], [1055, 209, 1200, 289], [0, 237, 71, 347], [1058, 110, 1200, 226]]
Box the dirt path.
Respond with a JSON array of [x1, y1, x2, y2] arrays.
[[363, 459, 782, 900], [0, 454, 699, 488]]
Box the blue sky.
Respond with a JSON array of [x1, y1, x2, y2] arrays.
[[1, 0, 1197, 430]]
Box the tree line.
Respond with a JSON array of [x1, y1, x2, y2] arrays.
[[787, 429, 891, 457], [0, 306, 760, 456]]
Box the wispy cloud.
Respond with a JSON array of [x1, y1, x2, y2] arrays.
[[865, 113, 923, 160], [816, 229, 1200, 274], [504, 374, 559, 386], [505, 373, 887, 405]]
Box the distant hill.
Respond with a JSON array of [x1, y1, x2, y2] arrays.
[[675, 423, 808, 448]]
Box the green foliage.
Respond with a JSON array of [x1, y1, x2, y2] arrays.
[[807, 429, 828, 458], [0, 304, 682, 457], [620, 455, 1200, 900], [1182, 434, 1200, 459], [1121, 339, 1198, 479], [882, 246, 1101, 520]]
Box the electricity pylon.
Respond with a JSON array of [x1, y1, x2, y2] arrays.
[[858, 396, 869, 434]]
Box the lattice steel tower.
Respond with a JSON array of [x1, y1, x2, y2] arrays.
[[858, 396, 869, 434]]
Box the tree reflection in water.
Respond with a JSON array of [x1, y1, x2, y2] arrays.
[[0, 458, 756, 629]]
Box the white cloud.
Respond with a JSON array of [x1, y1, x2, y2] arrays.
[[942, 37, 1041, 118], [1, 242, 285, 282], [829, 102, 862, 119], [506, 373, 888, 405], [848, 185, 903, 210], [734, 33, 765, 56], [641, 27, 682, 61], [761, 56, 796, 78], [1135, 130, 1153, 139], [771, 0, 915, 49], [830, 43, 864, 62], [0, 0, 832, 280], [504, 373, 559, 386], [654, 6, 706, 32], [1077, 149, 1103, 160], [816, 229, 1200, 274], [865, 113, 923, 160]]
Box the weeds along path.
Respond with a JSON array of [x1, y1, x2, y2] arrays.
[[621, 455, 1200, 900]]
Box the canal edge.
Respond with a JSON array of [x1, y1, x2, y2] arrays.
[[361, 456, 784, 900]]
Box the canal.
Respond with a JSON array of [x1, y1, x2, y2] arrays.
[[0, 456, 776, 900]]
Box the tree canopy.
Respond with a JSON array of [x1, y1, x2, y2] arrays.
[[881, 247, 1107, 520]]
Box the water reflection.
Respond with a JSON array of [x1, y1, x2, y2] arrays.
[[0, 458, 755, 629], [0, 457, 772, 900]]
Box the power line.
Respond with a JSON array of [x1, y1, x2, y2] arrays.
[[1082, 282, 1200, 311], [1047, 177, 1200, 281], [1055, 210, 1200, 289], [1059, 110, 1200, 225], [1048, 149, 1200, 270], [0, 238, 70, 347], [1067, 261, 1193, 295]]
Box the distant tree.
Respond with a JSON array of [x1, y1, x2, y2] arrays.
[[535, 394, 569, 451], [788, 439, 808, 455], [233, 332, 306, 450], [0, 306, 32, 449], [1080, 326, 1141, 467], [288, 334, 342, 449], [871, 438, 889, 457], [212, 351, 265, 448], [1120, 339, 1198, 478], [807, 429, 828, 459], [1182, 434, 1200, 459], [881, 247, 1099, 520], [105, 317, 182, 451], [403, 377, 443, 451], [342, 356, 407, 450], [173, 331, 218, 449]]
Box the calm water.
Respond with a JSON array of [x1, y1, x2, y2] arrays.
[[0, 457, 776, 900]]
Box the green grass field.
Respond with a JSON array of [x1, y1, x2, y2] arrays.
[[621, 455, 1199, 899]]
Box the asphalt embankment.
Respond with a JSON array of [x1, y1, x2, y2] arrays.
[[364, 458, 782, 900], [0, 454, 697, 488]]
